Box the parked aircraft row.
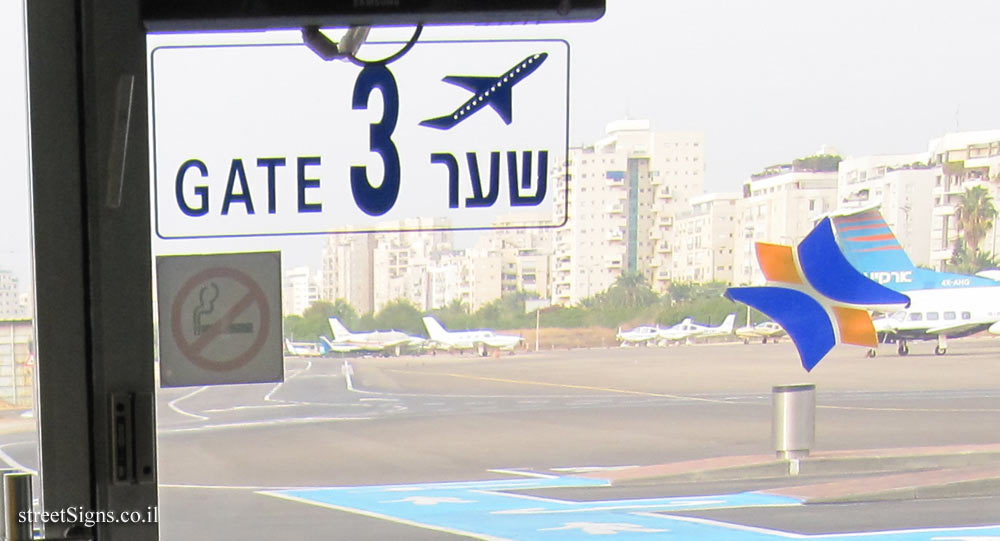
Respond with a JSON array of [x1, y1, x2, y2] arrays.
[[284, 316, 524, 357], [616, 314, 737, 346]]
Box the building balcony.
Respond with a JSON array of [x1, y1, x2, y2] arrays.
[[656, 241, 671, 253], [606, 203, 625, 214], [606, 230, 625, 242]]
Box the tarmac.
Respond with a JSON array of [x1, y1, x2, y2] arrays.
[[584, 442, 1000, 504]]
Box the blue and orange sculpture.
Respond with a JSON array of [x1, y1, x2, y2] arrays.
[[725, 218, 910, 371]]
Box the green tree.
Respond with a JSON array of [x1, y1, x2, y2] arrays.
[[947, 244, 1000, 275], [953, 185, 997, 256], [283, 299, 358, 341], [430, 299, 476, 331], [374, 299, 425, 336]]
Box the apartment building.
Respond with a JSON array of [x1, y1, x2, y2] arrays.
[[282, 265, 320, 316], [551, 120, 704, 305], [837, 153, 935, 267], [0, 270, 27, 319], [321, 232, 376, 315], [925, 131, 1000, 269], [733, 162, 838, 285], [672, 192, 740, 283]]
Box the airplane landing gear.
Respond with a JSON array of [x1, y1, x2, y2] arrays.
[[935, 334, 948, 356], [866, 348, 877, 358], [897, 340, 909, 356]]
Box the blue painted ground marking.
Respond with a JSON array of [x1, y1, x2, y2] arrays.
[[262, 474, 1000, 540]]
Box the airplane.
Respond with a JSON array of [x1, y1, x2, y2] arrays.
[[327, 317, 425, 357], [615, 325, 662, 346], [420, 53, 548, 130], [421, 315, 523, 356], [830, 207, 1000, 357], [691, 313, 737, 341], [284, 338, 330, 357], [655, 317, 700, 344], [735, 321, 786, 344]]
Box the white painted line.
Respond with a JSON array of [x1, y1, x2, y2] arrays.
[[487, 469, 558, 479], [550, 466, 638, 473], [158, 415, 372, 434], [201, 404, 298, 413], [160, 483, 304, 491], [166, 386, 210, 421], [265, 360, 312, 402], [0, 441, 36, 475], [630, 512, 804, 538], [491, 500, 730, 515], [259, 491, 511, 541]]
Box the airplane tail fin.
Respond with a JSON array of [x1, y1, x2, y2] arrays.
[[830, 208, 917, 280], [329, 318, 353, 340], [831, 207, 996, 291], [719, 313, 736, 333], [422, 316, 449, 342]]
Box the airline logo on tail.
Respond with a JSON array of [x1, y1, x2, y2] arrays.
[[831, 208, 996, 291], [725, 218, 909, 371]]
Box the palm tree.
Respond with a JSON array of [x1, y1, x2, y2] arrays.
[[953, 185, 997, 255]]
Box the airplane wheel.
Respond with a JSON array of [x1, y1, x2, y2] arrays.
[[477, 344, 488, 357], [762, 337, 768, 344], [743, 338, 750, 345], [897, 344, 909, 356], [866, 349, 877, 358], [934, 346, 947, 356]]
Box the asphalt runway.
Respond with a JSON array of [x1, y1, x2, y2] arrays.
[[148, 337, 1000, 539], [4, 338, 1000, 538]]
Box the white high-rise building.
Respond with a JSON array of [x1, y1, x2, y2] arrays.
[[672, 192, 740, 283], [551, 120, 704, 305], [733, 160, 839, 285], [0, 270, 27, 319], [925, 131, 1000, 269], [282, 265, 320, 316], [321, 233, 376, 315], [837, 153, 936, 268]]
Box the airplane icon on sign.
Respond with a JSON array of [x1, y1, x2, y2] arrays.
[[420, 53, 548, 130]]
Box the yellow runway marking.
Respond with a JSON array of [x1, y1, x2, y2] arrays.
[[387, 369, 735, 404], [388, 369, 1000, 413]]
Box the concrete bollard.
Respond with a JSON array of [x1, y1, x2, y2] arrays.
[[4, 472, 32, 540], [772, 384, 815, 460]]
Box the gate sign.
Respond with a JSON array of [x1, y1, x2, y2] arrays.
[[156, 252, 283, 387], [151, 39, 569, 239]]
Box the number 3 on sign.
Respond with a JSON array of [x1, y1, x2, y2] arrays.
[[351, 64, 401, 217]]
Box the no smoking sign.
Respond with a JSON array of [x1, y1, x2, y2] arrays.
[[157, 252, 283, 387]]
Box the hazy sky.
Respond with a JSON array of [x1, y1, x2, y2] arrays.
[[4, 0, 1000, 283]]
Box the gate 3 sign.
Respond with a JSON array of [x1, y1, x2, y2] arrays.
[[156, 252, 283, 387], [151, 39, 569, 239]]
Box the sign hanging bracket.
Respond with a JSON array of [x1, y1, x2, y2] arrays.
[[301, 24, 423, 66]]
